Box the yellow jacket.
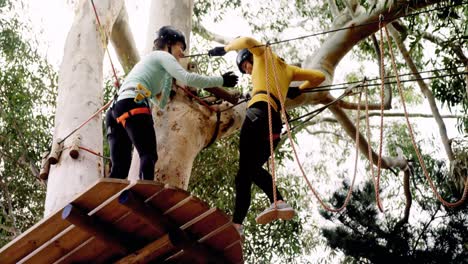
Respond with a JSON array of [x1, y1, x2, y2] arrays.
[[225, 37, 325, 111]]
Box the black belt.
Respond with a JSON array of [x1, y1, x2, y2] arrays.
[[119, 87, 135, 93], [252, 91, 282, 111]]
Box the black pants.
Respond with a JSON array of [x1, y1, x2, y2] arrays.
[[105, 98, 157, 180], [233, 102, 284, 224]]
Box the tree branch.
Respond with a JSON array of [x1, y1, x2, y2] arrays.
[[111, 3, 140, 73], [192, 20, 234, 45], [328, 0, 340, 17], [0, 174, 20, 237], [327, 104, 407, 169], [301, 112, 460, 126], [371, 33, 392, 109], [394, 165, 412, 231]]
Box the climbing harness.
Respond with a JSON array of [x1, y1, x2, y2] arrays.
[[134, 83, 152, 104], [116, 107, 152, 128]]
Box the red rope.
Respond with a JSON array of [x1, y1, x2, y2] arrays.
[[176, 85, 217, 112], [90, 0, 120, 89]]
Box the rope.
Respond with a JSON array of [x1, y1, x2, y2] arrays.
[[205, 111, 221, 148], [364, 85, 384, 212], [175, 85, 217, 112], [383, 22, 468, 208], [265, 46, 361, 212], [303, 70, 468, 93], [264, 44, 278, 207], [57, 0, 122, 145], [78, 146, 110, 160], [254, 1, 468, 47], [59, 146, 110, 160], [374, 15, 386, 212], [58, 99, 113, 144], [220, 98, 249, 112], [90, 0, 121, 88]]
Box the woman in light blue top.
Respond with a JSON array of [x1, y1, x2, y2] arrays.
[[106, 26, 238, 180]]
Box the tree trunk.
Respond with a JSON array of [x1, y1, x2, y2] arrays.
[[126, 0, 245, 189], [44, 0, 124, 215]]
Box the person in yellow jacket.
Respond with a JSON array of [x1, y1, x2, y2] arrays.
[[208, 37, 325, 235]]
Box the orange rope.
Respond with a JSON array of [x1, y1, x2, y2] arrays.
[[78, 146, 110, 160], [58, 99, 113, 144], [374, 15, 386, 212], [264, 44, 278, 208], [264, 46, 360, 212], [382, 23, 468, 208], [364, 85, 384, 212]]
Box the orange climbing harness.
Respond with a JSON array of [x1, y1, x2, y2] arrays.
[[380, 17, 468, 208], [263, 45, 362, 212], [116, 107, 152, 128]]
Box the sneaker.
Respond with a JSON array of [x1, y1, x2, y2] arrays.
[[235, 225, 245, 242], [255, 202, 295, 225]]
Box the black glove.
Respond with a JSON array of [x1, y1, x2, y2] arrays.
[[208, 46, 227, 56], [222, 71, 238, 87], [287, 86, 302, 99]]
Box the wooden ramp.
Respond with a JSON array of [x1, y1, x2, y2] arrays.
[[0, 179, 244, 264]]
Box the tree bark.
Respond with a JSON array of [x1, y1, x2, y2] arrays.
[[126, 0, 245, 188], [44, 0, 124, 215]]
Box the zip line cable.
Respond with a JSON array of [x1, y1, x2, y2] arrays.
[[184, 1, 468, 58], [258, 1, 468, 47], [286, 70, 467, 126], [305, 65, 466, 93], [304, 70, 468, 93]]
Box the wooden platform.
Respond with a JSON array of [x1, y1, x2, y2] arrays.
[[0, 179, 243, 264]]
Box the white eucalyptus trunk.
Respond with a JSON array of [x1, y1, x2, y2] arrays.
[[127, 0, 245, 189], [44, 0, 124, 215], [46, 0, 450, 215]]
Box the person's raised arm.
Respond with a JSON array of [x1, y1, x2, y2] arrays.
[[291, 66, 326, 90], [208, 37, 266, 57], [159, 52, 237, 88]]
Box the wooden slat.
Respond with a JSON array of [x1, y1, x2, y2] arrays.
[[115, 234, 175, 264], [182, 208, 231, 238], [201, 224, 239, 252], [164, 196, 210, 226], [146, 186, 190, 213], [2, 180, 244, 264], [0, 178, 129, 264], [55, 182, 164, 264], [20, 181, 134, 264], [62, 204, 130, 254], [223, 241, 244, 263]]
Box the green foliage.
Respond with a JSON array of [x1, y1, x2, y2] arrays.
[[406, 2, 468, 132], [321, 125, 468, 264], [0, 1, 57, 247]]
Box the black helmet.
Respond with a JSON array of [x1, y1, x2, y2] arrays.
[[236, 49, 253, 74], [154, 26, 187, 51]]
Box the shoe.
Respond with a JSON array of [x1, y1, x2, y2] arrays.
[[255, 202, 295, 225], [235, 225, 245, 242]]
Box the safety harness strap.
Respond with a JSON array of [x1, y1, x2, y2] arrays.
[[116, 107, 152, 128], [252, 90, 282, 111]]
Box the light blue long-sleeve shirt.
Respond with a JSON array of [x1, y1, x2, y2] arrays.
[[117, 50, 223, 108]]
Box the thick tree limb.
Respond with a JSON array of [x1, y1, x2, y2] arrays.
[[327, 0, 340, 17], [111, 5, 140, 73], [192, 20, 234, 45], [327, 104, 407, 169]]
